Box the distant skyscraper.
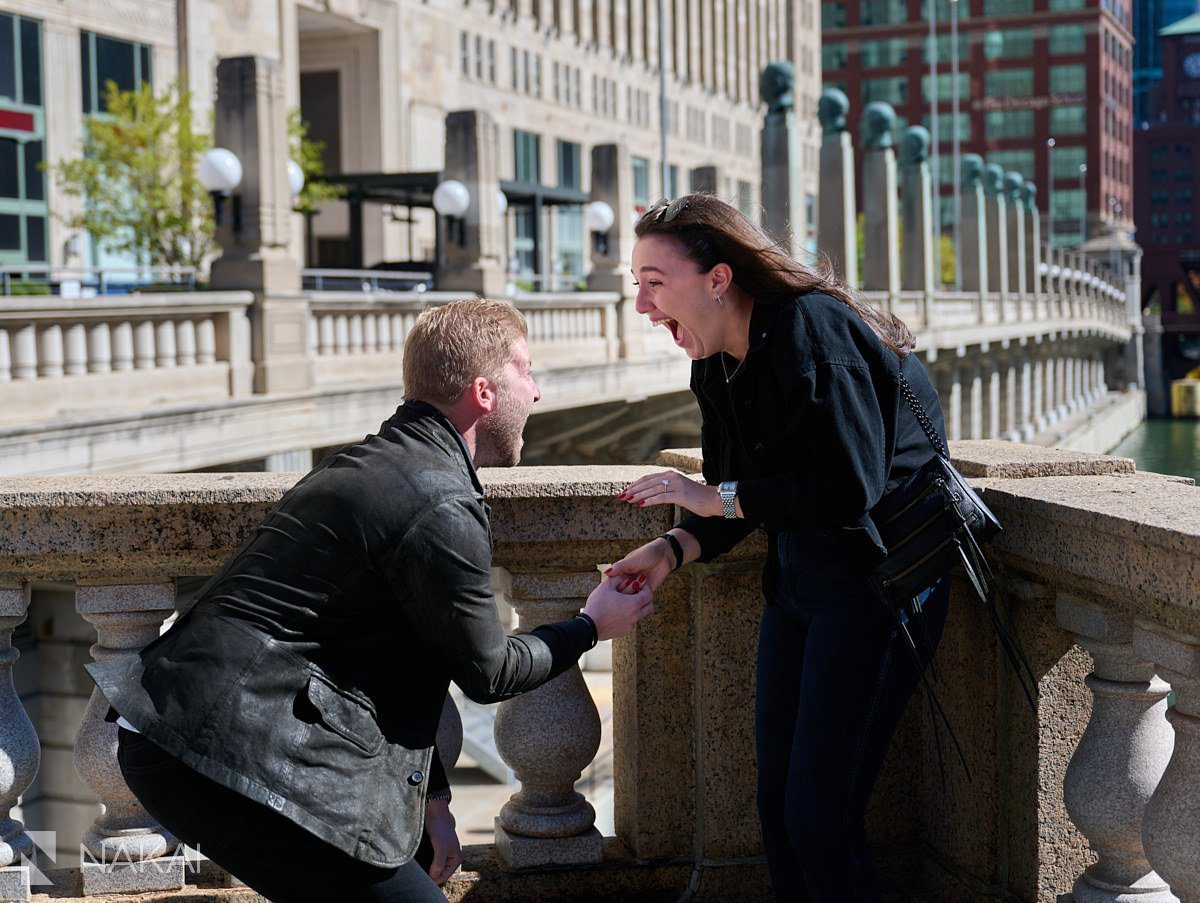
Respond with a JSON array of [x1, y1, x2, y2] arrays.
[[1134, 0, 1200, 123]]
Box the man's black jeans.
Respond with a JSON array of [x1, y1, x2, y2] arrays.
[[117, 729, 445, 902], [755, 530, 951, 901]]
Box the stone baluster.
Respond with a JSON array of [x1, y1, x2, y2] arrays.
[[934, 359, 963, 441], [1023, 182, 1041, 301], [376, 314, 391, 352], [1135, 625, 1200, 901], [494, 572, 603, 868], [38, 325, 63, 378], [176, 320, 196, 367], [318, 314, 335, 356], [155, 321, 177, 368], [88, 323, 112, 374], [1015, 351, 1035, 441], [390, 313, 405, 349], [759, 64, 804, 259], [1032, 353, 1047, 432], [74, 584, 184, 894], [112, 322, 135, 371], [0, 586, 40, 902], [967, 357, 984, 439], [334, 314, 349, 354], [1057, 596, 1175, 903], [11, 325, 35, 380], [984, 164, 1009, 314], [363, 313, 378, 352], [133, 322, 156, 370], [349, 315, 364, 355], [860, 102, 900, 300], [985, 356, 1002, 439], [64, 324, 88, 375], [816, 89, 858, 287], [0, 329, 10, 381], [960, 154, 989, 298], [899, 126, 935, 308], [196, 319, 216, 365], [1004, 173, 1026, 317]]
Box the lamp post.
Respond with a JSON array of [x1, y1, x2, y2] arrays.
[[198, 147, 243, 230], [658, 0, 669, 197], [1046, 137, 1056, 250], [950, 0, 962, 290], [1078, 162, 1088, 246], [929, 0, 941, 286], [583, 200, 615, 256], [433, 179, 471, 270]]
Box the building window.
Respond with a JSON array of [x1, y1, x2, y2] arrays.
[[1051, 187, 1083, 221], [984, 68, 1034, 97], [923, 33, 969, 63], [1049, 64, 1087, 95], [556, 139, 580, 190], [822, 43, 847, 70], [0, 12, 47, 265], [667, 164, 679, 200], [632, 157, 650, 206], [923, 112, 972, 142], [1051, 146, 1086, 181], [81, 31, 151, 114], [860, 38, 908, 68], [1048, 25, 1086, 56], [985, 109, 1034, 138], [921, 72, 969, 102], [1049, 104, 1086, 135], [861, 0, 908, 25], [460, 33, 470, 76], [820, 3, 846, 28], [514, 129, 541, 184], [983, 28, 1033, 60], [487, 40, 496, 84], [982, 0, 1033, 14], [987, 149, 1034, 179], [862, 76, 907, 106], [737, 180, 753, 216], [922, 0, 970, 21]]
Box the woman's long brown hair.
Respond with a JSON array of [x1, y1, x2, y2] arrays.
[[635, 194, 915, 356]]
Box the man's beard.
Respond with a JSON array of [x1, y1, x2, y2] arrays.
[[474, 379, 530, 468]]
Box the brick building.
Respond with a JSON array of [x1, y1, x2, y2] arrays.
[[821, 0, 1134, 250]]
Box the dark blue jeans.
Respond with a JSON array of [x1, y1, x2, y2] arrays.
[[117, 728, 445, 902], [756, 530, 950, 902]]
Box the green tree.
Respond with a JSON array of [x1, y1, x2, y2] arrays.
[[48, 80, 214, 271], [288, 110, 343, 215]]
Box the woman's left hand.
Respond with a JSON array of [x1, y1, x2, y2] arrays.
[[424, 800, 463, 885], [618, 471, 719, 519]]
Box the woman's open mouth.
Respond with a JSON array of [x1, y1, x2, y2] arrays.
[[654, 317, 684, 345]]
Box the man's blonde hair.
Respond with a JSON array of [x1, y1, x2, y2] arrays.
[[403, 299, 528, 406]]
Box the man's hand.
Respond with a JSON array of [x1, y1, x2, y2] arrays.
[[424, 799, 462, 885], [583, 575, 655, 641]]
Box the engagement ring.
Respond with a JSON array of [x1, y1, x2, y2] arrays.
[[661, 479, 670, 489]]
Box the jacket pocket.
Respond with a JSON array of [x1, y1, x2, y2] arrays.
[[305, 673, 385, 756]]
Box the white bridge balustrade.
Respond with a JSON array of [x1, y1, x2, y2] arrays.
[[0, 445, 1198, 901]]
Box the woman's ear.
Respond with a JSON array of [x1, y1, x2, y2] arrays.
[[710, 262, 734, 296]]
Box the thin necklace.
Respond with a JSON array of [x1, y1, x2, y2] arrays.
[[721, 353, 745, 383]]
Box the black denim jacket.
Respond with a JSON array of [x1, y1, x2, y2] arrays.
[[678, 292, 947, 573], [87, 401, 592, 868]]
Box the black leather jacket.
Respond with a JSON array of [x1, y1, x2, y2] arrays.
[[87, 401, 593, 868]]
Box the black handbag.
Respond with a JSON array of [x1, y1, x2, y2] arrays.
[[870, 375, 1036, 739]]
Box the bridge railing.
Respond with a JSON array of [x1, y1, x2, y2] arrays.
[[0, 446, 1197, 899]]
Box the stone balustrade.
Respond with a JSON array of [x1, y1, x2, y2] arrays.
[[0, 446, 1197, 901]]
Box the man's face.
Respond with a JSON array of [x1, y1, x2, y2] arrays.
[[475, 336, 540, 467]]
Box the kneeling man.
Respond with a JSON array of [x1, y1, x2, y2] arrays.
[[87, 299, 653, 901]]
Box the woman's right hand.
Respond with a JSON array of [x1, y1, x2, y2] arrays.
[[605, 539, 676, 593]]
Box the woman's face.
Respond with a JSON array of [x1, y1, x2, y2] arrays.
[[632, 234, 724, 360]]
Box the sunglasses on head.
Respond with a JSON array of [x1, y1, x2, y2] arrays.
[[648, 197, 689, 224]]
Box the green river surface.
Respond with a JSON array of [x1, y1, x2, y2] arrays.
[[1110, 418, 1200, 483]]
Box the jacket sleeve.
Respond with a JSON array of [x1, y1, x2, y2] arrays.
[[676, 369, 758, 563], [427, 745, 451, 801], [736, 356, 895, 535], [383, 496, 593, 705]]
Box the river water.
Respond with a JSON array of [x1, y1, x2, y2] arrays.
[[1110, 419, 1200, 483]]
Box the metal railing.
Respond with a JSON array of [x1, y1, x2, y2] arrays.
[[0, 265, 199, 297], [301, 268, 434, 293]]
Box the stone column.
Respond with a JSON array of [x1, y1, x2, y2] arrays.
[[996, 355, 1013, 440], [1016, 353, 1035, 441], [1032, 351, 1047, 431], [860, 103, 900, 298], [1004, 173, 1027, 314], [1057, 596, 1175, 903], [587, 144, 639, 357], [934, 359, 963, 441], [1023, 182, 1041, 300], [494, 572, 603, 868], [968, 357, 985, 439], [984, 164, 1010, 308], [1135, 625, 1200, 902], [899, 126, 935, 299], [816, 89, 858, 286], [1056, 353, 1071, 420], [74, 584, 184, 894], [439, 109, 506, 296], [760, 62, 804, 258], [960, 155, 988, 295], [0, 586, 39, 902]]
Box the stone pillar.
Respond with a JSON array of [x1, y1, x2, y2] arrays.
[[74, 584, 184, 894], [494, 572, 603, 868], [208, 56, 300, 294], [934, 360, 962, 441], [960, 155, 988, 295], [1016, 353, 1035, 441], [1057, 596, 1175, 903], [816, 89, 858, 286], [899, 126, 935, 297], [1005, 173, 1027, 311], [1023, 182, 1041, 299], [1042, 354, 1059, 428], [1056, 354, 1071, 420], [968, 357, 984, 439], [263, 449, 313, 472], [1135, 625, 1200, 902], [588, 144, 640, 358], [0, 586, 39, 902], [860, 103, 900, 298], [439, 109, 506, 296], [760, 62, 804, 258], [984, 164, 1009, 305]]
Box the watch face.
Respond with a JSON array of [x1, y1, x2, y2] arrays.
[[1185, 53, 1200, 80]]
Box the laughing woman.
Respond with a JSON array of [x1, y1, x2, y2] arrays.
[[608, 194, 951, 901]]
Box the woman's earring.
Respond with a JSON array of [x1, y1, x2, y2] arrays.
[[716, 295, 725, 306]]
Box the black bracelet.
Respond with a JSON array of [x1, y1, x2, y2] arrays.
[[574, 611, 599, 649], [658, 532, 684, 571]]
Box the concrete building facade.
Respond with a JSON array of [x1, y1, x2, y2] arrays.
[[0, 0, 822, 279], [820, 0, 1135, 251]]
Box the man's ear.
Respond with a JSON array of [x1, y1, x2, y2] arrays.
[[468, 375, 498, 414]]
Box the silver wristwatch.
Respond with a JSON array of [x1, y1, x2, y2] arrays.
[[718, 481, 739, 519]]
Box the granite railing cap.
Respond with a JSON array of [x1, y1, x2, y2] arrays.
[[948, 440, 1137, 478]]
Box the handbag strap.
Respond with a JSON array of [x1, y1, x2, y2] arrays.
[[898, 374, 950, 459]]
